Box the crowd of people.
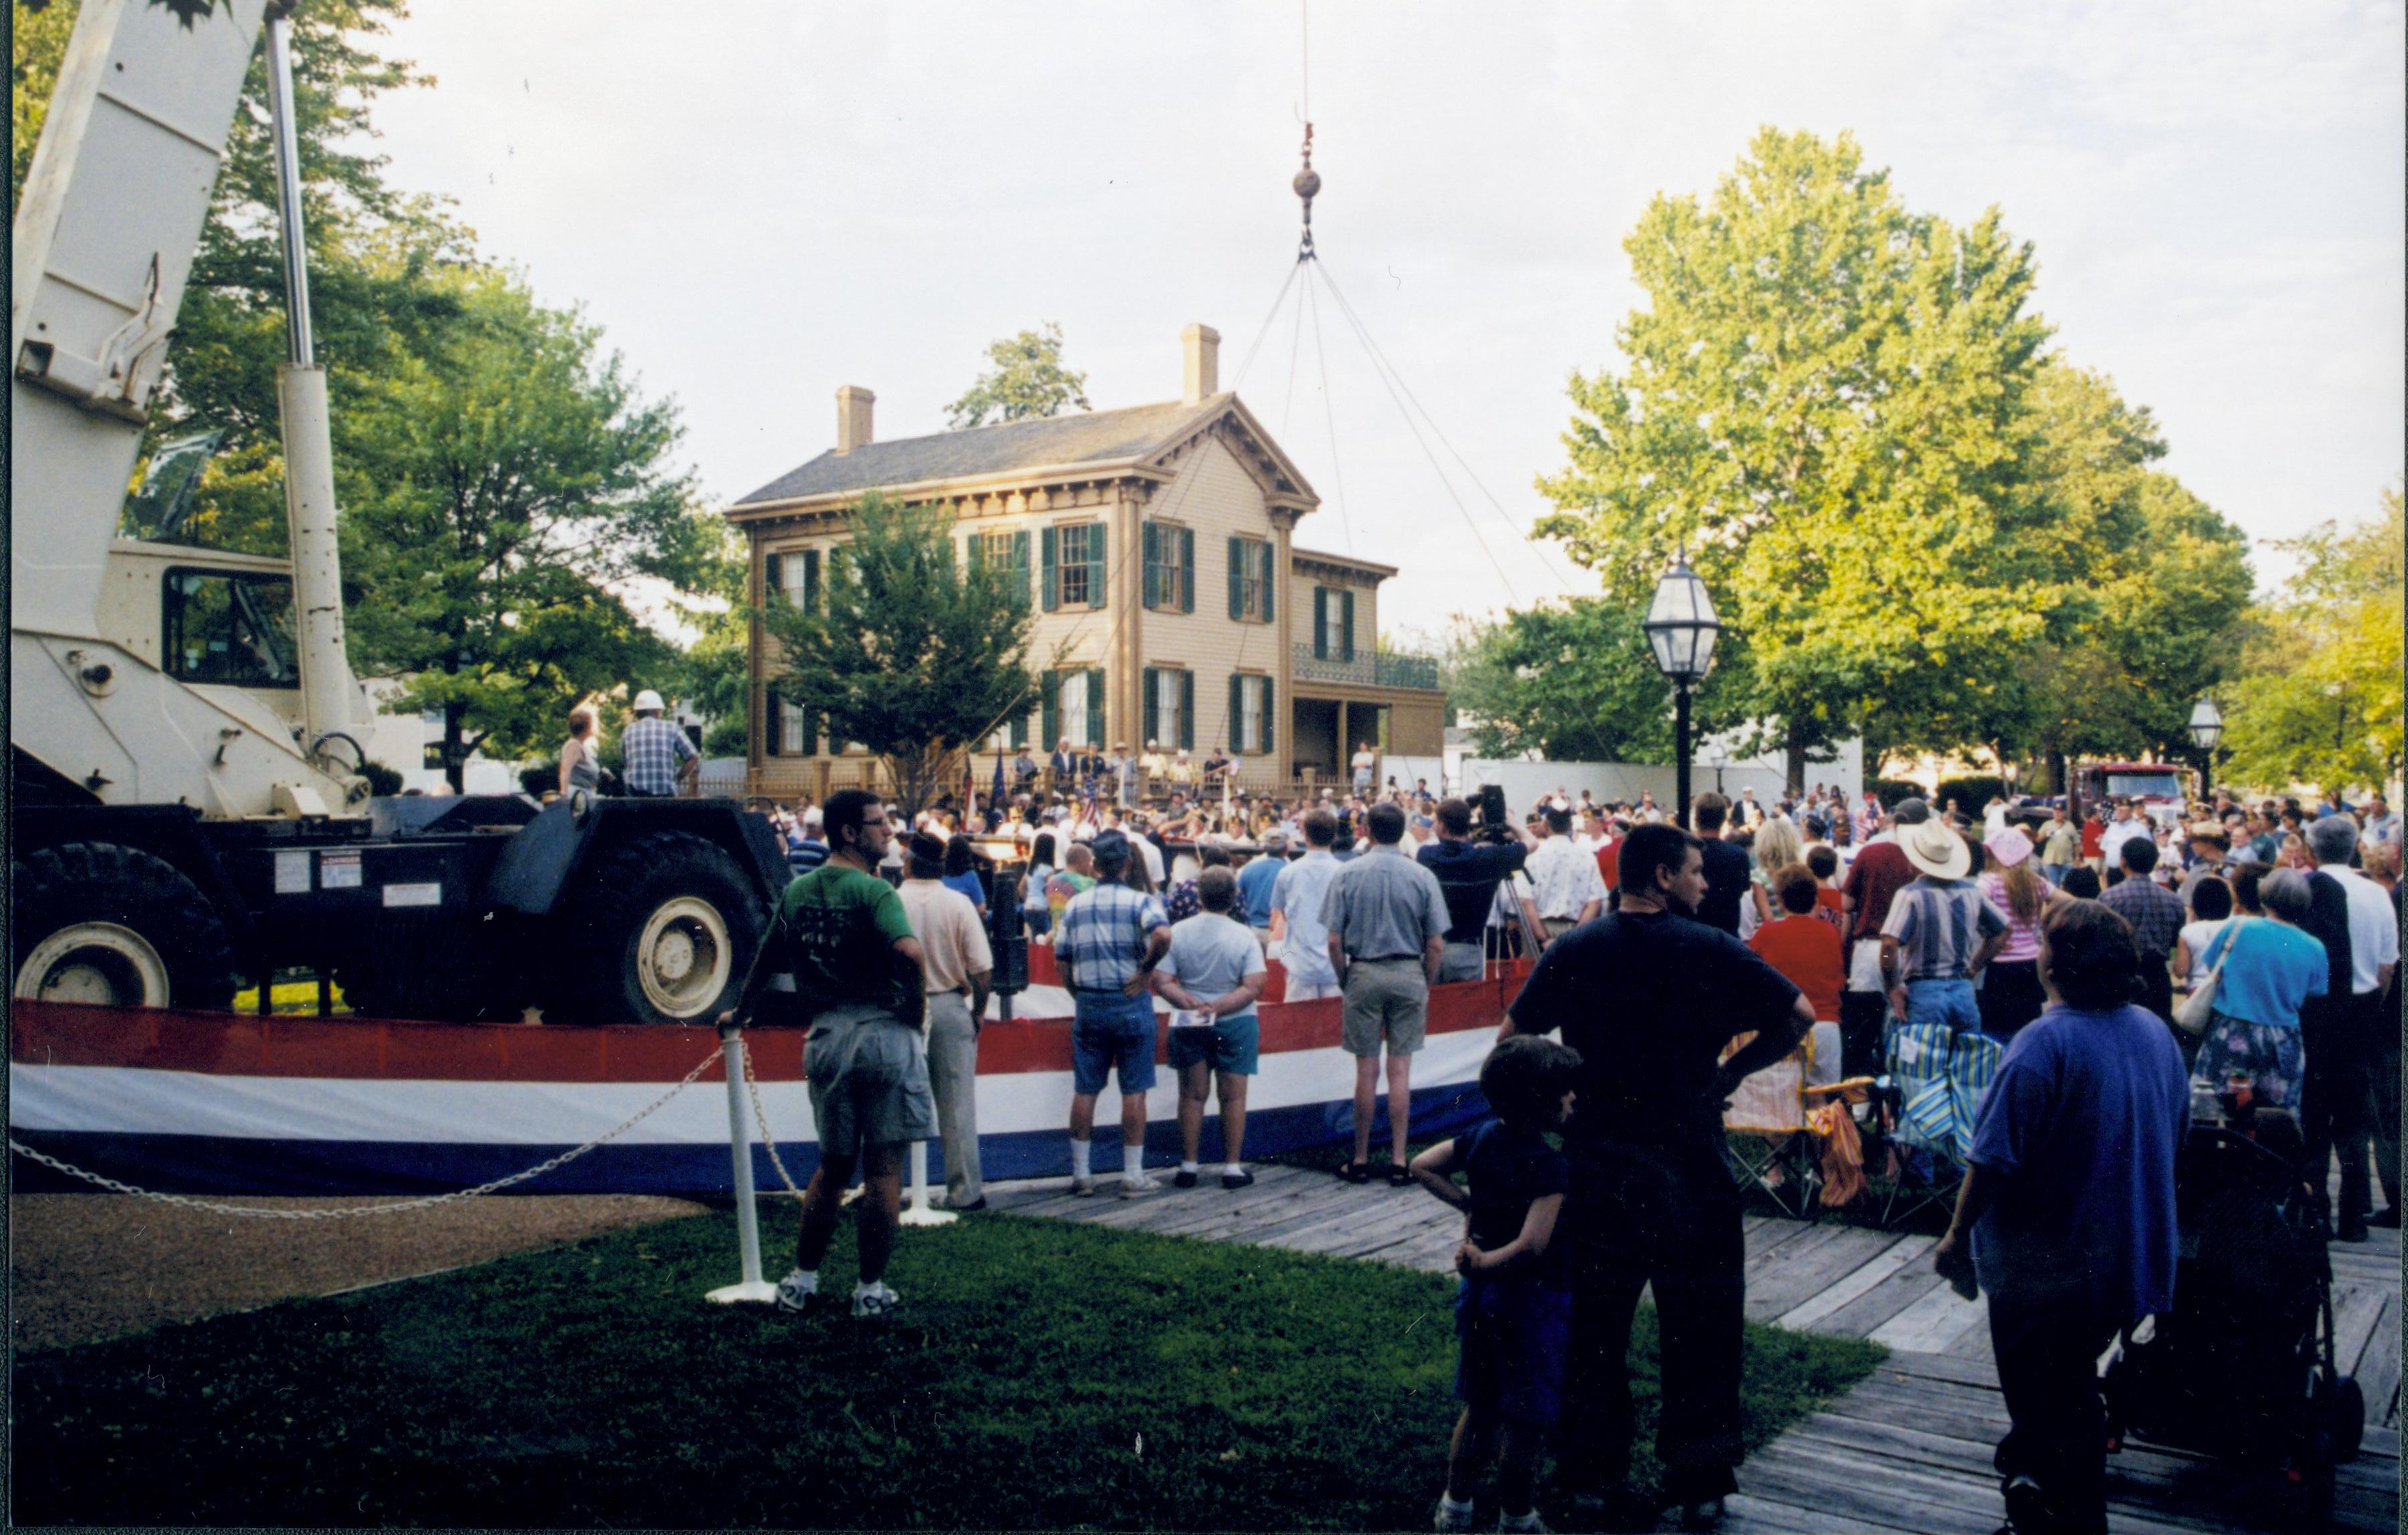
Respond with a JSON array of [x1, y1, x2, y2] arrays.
[[723, 768, 2399, 1534]]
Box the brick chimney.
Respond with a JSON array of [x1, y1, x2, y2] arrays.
[[1182, 324, 1220, 404], [835, 385, 875, 454]]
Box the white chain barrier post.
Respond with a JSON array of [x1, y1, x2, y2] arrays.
[[705, 1024, 778, 1304], [897, 1141, 956, 1227]]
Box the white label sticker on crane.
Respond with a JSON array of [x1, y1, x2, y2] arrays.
[[320, 851, 363, 890], [273, 850, 312, 894], [382, 882, 441, 908]]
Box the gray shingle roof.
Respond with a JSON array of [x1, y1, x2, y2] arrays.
[[732, 396, 1228, 507]]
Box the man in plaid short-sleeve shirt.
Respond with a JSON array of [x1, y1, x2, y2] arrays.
[[1057, 830, 1172, 1196], [620, 689, 697, 796]]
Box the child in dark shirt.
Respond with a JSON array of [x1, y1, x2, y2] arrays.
[[1411, 1034, 1583, 1533]]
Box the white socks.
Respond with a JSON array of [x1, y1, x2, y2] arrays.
[[784, 1268, 818, 1294], [1499, 1510, 1540, 1531], [1439, 1495, 1474, 1518], [1071, 1139, 1092, 1178], [1224, 1163, 1244, 1177], [1180, 1160, 1200, 1175]]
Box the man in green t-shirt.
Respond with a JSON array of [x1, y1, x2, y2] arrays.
[[720, 788, 933, 1319]]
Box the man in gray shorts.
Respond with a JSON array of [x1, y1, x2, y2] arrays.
[[720, 788, 934, 1319], [1321, 800, 1450, 1184]]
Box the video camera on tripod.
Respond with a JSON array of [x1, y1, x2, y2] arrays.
[[1469, 783, 1519, 846]]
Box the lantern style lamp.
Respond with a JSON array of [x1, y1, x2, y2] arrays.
[[1642, 549, 1723, 829], [2187, 695, 2223, 796]]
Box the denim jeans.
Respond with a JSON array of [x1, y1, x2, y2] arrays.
[[1905, 977, 1981, 1037]]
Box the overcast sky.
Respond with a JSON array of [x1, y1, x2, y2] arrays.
[[365, 1, 2404, 637]]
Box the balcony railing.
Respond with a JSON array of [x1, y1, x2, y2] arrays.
[[1291, 642, 1442, 691]]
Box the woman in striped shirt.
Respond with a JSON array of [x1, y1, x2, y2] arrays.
[[1977, 826, 2060, 1041]]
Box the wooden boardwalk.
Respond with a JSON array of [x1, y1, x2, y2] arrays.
[[984, 1165, 2400, 1534]]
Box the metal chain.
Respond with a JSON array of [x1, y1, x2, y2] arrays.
[[740, 1049, 805, 1198], [8, 1042, 727, 1219]]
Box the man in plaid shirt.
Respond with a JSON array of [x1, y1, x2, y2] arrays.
[[621, 689, 697, 797], [2101, 837, 2185, 1026], [1057, 830, 1171, 1197]]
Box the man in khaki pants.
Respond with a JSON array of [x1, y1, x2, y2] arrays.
[[898, 830, 993, 1210], [1321, 801, 1450, 1184]]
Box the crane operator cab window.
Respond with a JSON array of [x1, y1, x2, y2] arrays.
[[163, 569, 299, 688]]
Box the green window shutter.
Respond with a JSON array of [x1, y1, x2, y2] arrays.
[[1087, 526, 1107, 611], [1143, 667, 1160, 746], [1228, 536, 1245, 619], [1087, 668, 1107, 744], [801, 702, 819, 755], [764, 690, 782, 756], [1012, 531, 1031, 604], [1261, 676, 1275, 755], [1179, 526, 1195, 612], [802, 550, 820, 615], [1142, 521, 1161, 609], [1041, 527, 1060, 611], [764, 552, 783, 604], [1260, 541, 1275, 622], [1340, 589, 1355, 662], [1313, 586, 1329, 658], [1179, 668, 1195, 751], [1041, 670, 1059, 748], [1228, 673, 1243, 755], [965, 535, 983, 573]]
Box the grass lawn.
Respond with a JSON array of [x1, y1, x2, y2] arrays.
[[13, 1207, 1881, 1529]]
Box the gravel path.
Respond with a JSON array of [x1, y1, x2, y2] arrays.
[[10, 1193, 711, 1351]]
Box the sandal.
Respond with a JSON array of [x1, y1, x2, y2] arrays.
[[1338, 1161, 1373, 1184], [1386, 1163, 1416, 1186]]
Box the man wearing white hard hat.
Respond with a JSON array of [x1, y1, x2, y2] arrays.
[[622, 689, 698, 798]]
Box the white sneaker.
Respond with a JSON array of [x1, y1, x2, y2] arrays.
[[1434, 1499, 1479, 1532], [1499, 1514, 1548, 1534], [1119, 1171, 1160, 1197], [851, 1281, 902, 1319], [774, 1270, 819, 1314], [1070, 1175, 1097, 1197]]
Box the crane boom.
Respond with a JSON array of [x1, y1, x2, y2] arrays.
[[11, 0, 357, 816]]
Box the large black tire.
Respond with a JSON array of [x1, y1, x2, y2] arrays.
[[552, 832, 762, 1026], [12, 843, 238, 1010], [336, 910, 503, 1022]]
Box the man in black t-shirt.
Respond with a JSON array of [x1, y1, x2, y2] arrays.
[[1688, 792, 1753, 935], [1501, 822, 1813, 1523]]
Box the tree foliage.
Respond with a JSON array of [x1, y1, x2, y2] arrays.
[[2218, 490, 2403, 796], [760, 495, 1045, 816], [1447, 598, 1741, 764], [1529, 128, 2250, 785], [945, 322, 1091, 430], [336, 266, 711, 788]]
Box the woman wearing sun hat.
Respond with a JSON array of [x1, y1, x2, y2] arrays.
[[1977, 826, 2061, 1041], [1880, 818, 2014, 1041]]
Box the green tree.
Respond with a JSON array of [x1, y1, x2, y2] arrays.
[[760, 495, 1045, 816], [2219, 489, 2403, 796], [1983, 362, 2251, 786], [11, 0, 78, 209], [660, 520, 754, 757], [335, 265, 713, 790], [945, 322, 1091, 430], [1535, 127, 2057, 788], [1448, 597, 1741, 764]]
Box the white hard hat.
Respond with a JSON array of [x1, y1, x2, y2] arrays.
[[633, 689, 666, 712]]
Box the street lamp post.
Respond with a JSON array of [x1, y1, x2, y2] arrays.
[[1642, 549, 1723, 831], [2186, 696, 2223, 798]]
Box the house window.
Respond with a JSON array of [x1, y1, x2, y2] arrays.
[[779, 704, 814, 755], [1057, 523, 1098, 608], [1311, 585, 1357, 662], [968, 530, 1032, 604], [1227, 536, 1275, 622], [766, 548, 820, 612], [1143, 521, 1195, 613], [1142, 666, 1194, 751], [1061, 669, 1089, 747], [1227, 673, 1277, 755]]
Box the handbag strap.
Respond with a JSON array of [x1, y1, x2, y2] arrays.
[[2201, 917, 2248, 981]]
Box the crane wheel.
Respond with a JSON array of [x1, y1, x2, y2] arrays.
[[12, 843, 238, 1010], [556, 832, 762, 1026]]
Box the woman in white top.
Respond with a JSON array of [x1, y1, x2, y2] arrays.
[[2171, 875, 2235, 992]]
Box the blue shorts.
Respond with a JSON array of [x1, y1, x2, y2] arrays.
[[1454, 1276, 1571, 1427], [1071, 989, 1159, 1096], [1167, 1014, 1261, 1076]]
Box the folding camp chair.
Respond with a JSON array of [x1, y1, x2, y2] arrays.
[[1721, 1022, 1867, 1221]]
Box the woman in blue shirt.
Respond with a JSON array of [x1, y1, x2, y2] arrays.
[[2191, 866, 2330, 1109]]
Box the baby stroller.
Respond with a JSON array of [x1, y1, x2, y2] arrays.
[[2098, 1114, 2364, 1530]]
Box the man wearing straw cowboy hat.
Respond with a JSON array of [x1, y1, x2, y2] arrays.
[[1880, 816, 2013, 1042]]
